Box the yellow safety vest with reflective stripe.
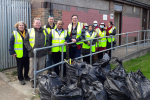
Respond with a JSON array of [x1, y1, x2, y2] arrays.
[[51, 29, 67, 52], [13, 31, 23, 58], [83, 31, 97, 52], [107, 26, 116, 43], [97, 28, 107, 47], [44, 24, 57, 34], [28, 28, 47, 48], [68, 22, 83, 45]]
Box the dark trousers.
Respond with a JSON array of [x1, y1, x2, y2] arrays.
[[16, 57, 29, 81], [108, 50, 111, 58], [52, 52, 66, 76], [69, 46, 82, 59], [83, 56, 94, 64], [98, 52, 104, 60]]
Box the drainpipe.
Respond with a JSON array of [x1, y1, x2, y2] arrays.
[[49, 2, 53, 16]]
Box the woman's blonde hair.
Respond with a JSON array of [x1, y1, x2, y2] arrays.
[[14, 21, 27, 29]]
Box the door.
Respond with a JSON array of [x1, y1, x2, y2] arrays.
[[114, 12, 122, 45]]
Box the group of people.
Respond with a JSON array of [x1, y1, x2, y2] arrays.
[[9, 14, 116, 88]]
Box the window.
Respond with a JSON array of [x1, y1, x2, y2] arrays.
[[115, 5, 122, 11]]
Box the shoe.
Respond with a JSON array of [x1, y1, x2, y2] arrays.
[[19, 80, 26, 85], [31, 80, 37, 88], [24, 77, 30, 81]]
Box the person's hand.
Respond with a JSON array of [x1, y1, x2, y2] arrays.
[[64, 42, 67, 45], [88, 42, 90, 46], [72, 39, 76, 43], [12, 54, 17, 58], [49, 51, 51, 54], [104, 27, 106, 30]]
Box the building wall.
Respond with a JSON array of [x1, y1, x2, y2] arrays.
[[31, 0, 148, 46]]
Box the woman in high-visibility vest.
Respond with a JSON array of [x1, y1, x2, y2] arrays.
[[97, 22, 110, 59], [106, 21, 116, 58], [82, 25, 98, 64], [9, 21, 29, 85]]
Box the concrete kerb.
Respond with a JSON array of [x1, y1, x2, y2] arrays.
[[111, 46, 150, 64]]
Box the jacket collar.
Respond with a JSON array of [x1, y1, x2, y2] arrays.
[[55, 28, 64, 32]]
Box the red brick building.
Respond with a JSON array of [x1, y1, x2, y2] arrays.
[[31, 0, 150, 45]]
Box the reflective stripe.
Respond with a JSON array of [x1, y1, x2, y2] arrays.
[[14, 48, 23, 50], [29, 41, 34, 43], [53, 38, 65, 40], [99, 40, 107, 42], [30, 37, 34, 39], [52, 43, 60, 45], [14, 42, 22, 44]]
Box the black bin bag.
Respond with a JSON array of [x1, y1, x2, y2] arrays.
[[51, 84, 83, 100], [65, 59, 87, 84], [84, 81, 108, 100], [39, 72, 62, 100], [126, 70, 150, 100], [104, 58, 131, 100], [93, 56, 111, 84]]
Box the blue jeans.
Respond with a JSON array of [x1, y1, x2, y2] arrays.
[[69, 46, 82, 59]]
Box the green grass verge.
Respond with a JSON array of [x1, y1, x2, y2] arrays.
[[111, 53, 150, 79]]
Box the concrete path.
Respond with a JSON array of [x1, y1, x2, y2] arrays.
[[0, 76, 28, 100]]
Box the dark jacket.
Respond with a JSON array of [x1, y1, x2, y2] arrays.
[[46, 23, 56, 29], [24, 27, 49, 57], [9, 29, 28, 57], [49, 28, 70, 51], [67, 23, 85, 48]]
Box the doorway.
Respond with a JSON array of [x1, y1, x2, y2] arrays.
[[114, 12, 122, 45]]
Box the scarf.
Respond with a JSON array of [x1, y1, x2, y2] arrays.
[[107, 26, 113, 31], [20, 30, 25, 38]]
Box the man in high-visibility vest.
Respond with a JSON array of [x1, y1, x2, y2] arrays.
[[106, 21, 116, 58], [49, 20, 70, 76], [24, 17, 49, 88], [67, 14, 85, 59], [43, 16, 57, 33], [43, 16, 57, 72]]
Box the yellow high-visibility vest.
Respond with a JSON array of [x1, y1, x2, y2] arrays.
[[44, 24, 57, 34], [82, 31, 97, 52], [107, 26, 116, 43], [68, 22, 83, 45], [28, 28, 47, 48], [13, 31, 23, 58], [51, 29, 67, 52], [97, 28, 107, 47]]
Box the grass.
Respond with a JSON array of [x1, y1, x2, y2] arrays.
[[111, 53, 150, 79], [11, 71, 17, 76], [31, 95, 40, 100], [5, 73, 10, 75]]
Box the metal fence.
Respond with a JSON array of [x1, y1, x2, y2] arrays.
[[0, 0, 31, 69], [33, 30, 150, 93]]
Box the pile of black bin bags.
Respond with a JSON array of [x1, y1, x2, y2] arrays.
[[39, 56, 150, 100]]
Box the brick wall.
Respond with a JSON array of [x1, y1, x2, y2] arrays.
[[31, 8, 50, 27], [61, 6, 113, 29]]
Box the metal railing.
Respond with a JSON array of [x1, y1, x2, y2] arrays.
[[0, 0, 31, 69], [33, 30, 150, 93]]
